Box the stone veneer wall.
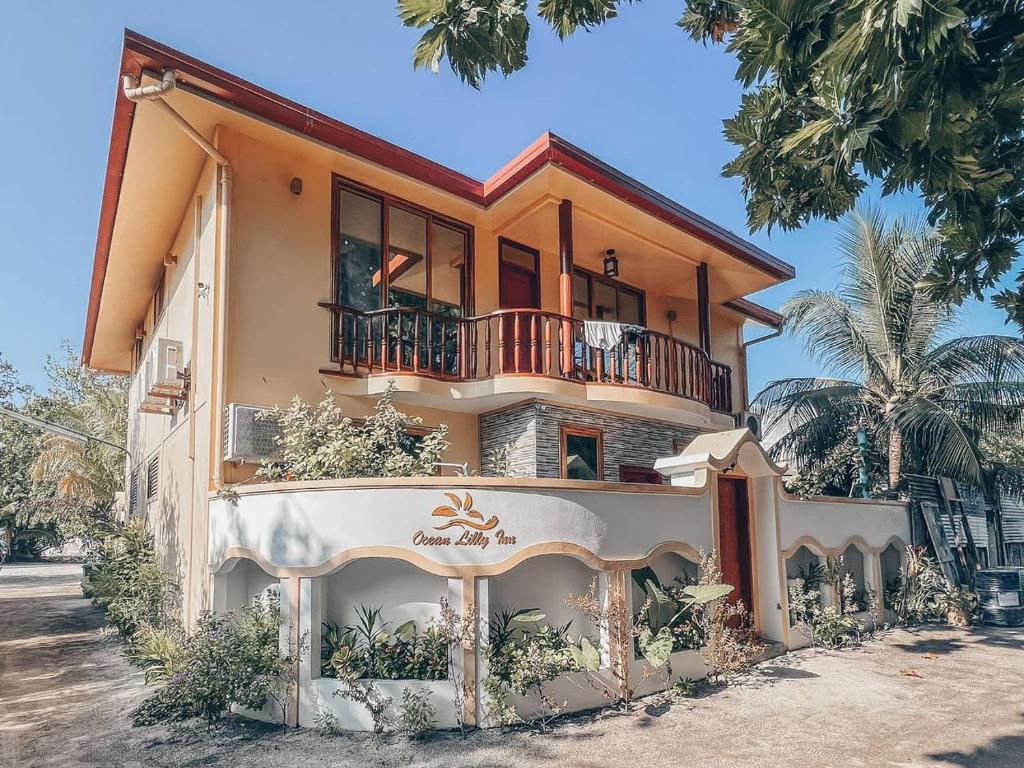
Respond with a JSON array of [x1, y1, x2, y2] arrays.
[[479, 401, 705, 482]]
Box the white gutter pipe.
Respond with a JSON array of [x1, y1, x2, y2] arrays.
[[123, 70, 232, 490]]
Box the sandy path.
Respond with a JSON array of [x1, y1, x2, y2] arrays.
[[2, 561, 1023, 767]]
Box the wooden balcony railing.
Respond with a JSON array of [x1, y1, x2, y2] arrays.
[[318, 303, 733, 413]]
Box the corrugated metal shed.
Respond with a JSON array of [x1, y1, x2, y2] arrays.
[[999, 494, 1024, 544], [956, 483, 991, 546]]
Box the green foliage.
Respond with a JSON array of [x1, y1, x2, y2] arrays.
[[393, 1, 1024, 328], [754, 210, 1024, 491], [398, 0, 530, 89], [630, 564, 729, 653], [321, 608, 450, 682], [484, 441, 516, 477], [891, 545, 975, 626], [483, 606, 582, 726], [83, 518, 177, 639], [129, 624, 186, 684], [257, 383, 450, 482], [788, 555, 879, 648], [131, 600, 292, 726], [0, 344, 128, 561], [398, 686, 438, 739]]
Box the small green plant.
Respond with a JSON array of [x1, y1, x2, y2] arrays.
[[398, 687, 437, 739], [671, 677, 697, 698], [129, 624, 185, 684], [934, 580, 977, 627], [485, 441, 516, 477], [131, 599, 294, 726]]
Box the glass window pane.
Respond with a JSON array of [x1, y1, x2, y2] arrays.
[[565, 432, 600, 481], [387, 206, 427, 308], [620, 289, 641, 325], [593, 281, 618, 321], [337, 190, 382, 311], [572, 272, 590, 319], [500, 241, 536, 272], [429, 222, 465, 315]]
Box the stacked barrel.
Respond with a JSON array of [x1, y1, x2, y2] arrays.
[[977, 568, 1024, 626]]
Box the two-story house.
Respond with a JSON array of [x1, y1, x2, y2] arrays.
[[84, 31, 911, 729]]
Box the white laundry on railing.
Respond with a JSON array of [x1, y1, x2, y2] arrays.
[[582, 321, 646, 350]]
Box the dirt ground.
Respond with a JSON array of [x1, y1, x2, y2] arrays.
[[2, 562, 1023, 768]]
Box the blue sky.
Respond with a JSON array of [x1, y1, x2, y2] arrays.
[[0, 1, 1012, 397]]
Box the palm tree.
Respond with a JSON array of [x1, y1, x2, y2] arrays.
[[29, 361, 128, 537], [754, 209, 1024, 492]]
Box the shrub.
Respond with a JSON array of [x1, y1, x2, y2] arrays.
[[398, 687, 437, 739], [131, 600, 292, 726], [689, 550, 763, 682], [934, 580, 977, 627], [893, 546, 950, 625], [257, 383, 449, 482], [483, 607, 581, 728], [83, 519, 177, 639]]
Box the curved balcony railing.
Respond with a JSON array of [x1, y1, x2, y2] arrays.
[[318, 303, 733, 413]]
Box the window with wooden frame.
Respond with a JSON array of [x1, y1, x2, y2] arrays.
[[146, 455, 159, 501], [332, 177, 472, 317], [560, 424, 604, 481], [571, 267, 645, 325]]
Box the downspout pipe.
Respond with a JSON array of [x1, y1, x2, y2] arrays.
[[122, 70, 232, 490], [739, 323, 783, 411]]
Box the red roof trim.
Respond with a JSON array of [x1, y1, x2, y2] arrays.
[[84, 29, 795, 365]]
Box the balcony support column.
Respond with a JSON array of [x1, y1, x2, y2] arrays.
[[697, 262, 711, 356], [558, 199, 574, 374]]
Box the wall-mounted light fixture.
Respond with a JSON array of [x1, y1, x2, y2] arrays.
[[290, 177, 303, 196], [603, 249, 619, 279]]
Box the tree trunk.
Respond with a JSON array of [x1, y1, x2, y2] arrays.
[[888, 429, 903, 490]]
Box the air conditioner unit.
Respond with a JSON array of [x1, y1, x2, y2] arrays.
[[224, 403, 283, 463], [145, 339, 186, 399], [734, 411, 763, 440], [138, 339, 185, 416]]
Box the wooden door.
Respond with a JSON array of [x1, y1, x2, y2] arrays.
[[717, 476, 754, 616], [499, 253, 540, 372]]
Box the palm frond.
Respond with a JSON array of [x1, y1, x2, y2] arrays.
[[781, 291, 892, 386]]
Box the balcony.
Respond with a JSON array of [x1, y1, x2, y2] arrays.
[[318, 303, 733, 413]]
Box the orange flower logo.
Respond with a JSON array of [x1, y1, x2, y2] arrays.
[[432, 492, 499, 532]]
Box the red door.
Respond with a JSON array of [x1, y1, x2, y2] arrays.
[[499, 254, 540, 372], [717, 476, 754, 617]]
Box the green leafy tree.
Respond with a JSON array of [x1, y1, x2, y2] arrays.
[[0, 345, 128, 559], [395, 0, 1024, 327], [754, 209, 1024, 491], [0, 354, 53, 559]]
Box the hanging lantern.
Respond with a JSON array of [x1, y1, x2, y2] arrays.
[[603, 249, 619, 279]]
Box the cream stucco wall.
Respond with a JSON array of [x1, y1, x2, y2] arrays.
[[124, 155, 219, 627]]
